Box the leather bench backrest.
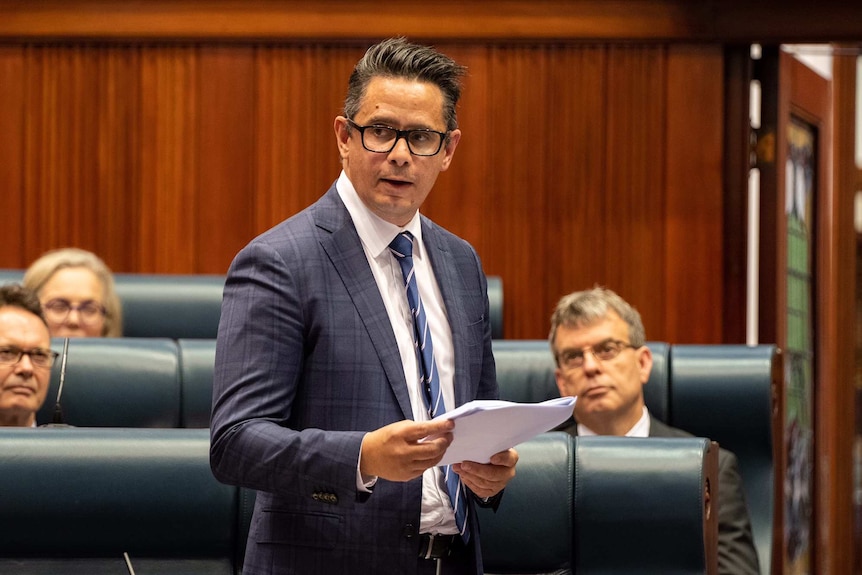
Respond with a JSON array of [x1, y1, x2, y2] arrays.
[[668, 344, 779, 575], [477, 432, 574, 574], [178, 338, 218, 428], [0, 428, 239, 575], [36, 337, 181, 428], [487, 275, 503, 339], [0, 269, 505, 341], [573, 435, 718, 574], [114, 273, 225, 339]]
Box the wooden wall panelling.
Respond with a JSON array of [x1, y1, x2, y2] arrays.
[[0, 40, 733, 342], [0, 46, 25, 265], [252, 44, 359, 236], [602, 46, 668, 340], [95, 46, 143, 272], [539, 45, 608, 332], [483, 45, 553, 339], [721, 46, 753, 344], [4, 1, 862, 44], [138, 46, 198, 273], [19, 46, 138, 267], [195, 46, 256, 274], [664, 45, 725, 343]]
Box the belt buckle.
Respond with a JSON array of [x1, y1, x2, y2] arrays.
[[421, 533, 453, 560]]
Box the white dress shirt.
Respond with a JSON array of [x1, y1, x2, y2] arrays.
[[337, 171, 459, 535]]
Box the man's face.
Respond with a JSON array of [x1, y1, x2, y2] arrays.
[[334, 76, 461, 227], [552, 311, 652, 434], [0, 306, 52, 426]]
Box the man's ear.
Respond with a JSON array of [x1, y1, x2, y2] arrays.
[[637, 345, 653, 385], [334, 116, 350, 159]]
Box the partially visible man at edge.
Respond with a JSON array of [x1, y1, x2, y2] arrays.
[[210, 37, 517, 575], [0, 284, 57, 427], [550, 286, 760, 575]]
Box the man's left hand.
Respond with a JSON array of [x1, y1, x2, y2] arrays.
[[451, 448, 518, 499]]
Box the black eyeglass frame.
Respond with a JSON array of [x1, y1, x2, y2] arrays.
[[345, 118, 449, 157], [0, 346, 60, 369]]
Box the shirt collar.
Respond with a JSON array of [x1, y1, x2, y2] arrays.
[[336, 171, 424, 259], [577, 405, 651, 437]]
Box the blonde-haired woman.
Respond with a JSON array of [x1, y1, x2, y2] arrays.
[[23, 248, 122, 338]]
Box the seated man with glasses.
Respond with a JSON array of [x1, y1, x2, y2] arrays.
[[23, 247, 122, 338], [0, 284, 57, 427], [549, 287, 760, 575]]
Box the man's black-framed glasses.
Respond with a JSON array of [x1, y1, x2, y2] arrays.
[[346, 119, 448, 156], [0, 346, 59, 369], [558, 339, 638, 371]]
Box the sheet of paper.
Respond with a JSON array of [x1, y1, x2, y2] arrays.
[[429, 396, 576, 466]]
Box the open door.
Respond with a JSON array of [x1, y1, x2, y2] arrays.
[[755, 45, 856, 575]]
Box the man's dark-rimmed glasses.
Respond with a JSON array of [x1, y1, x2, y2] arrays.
[[346, 119, 448, 156]]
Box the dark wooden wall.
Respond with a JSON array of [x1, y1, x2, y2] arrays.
[[4, 0, 859, 344], [0, 41, 726, 341]]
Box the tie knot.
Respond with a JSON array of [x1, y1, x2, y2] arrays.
[[388, 232, 414, 259]]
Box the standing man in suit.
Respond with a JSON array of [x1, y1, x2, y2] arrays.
[[0, 284, 56, 427], [549, 287, 760, 575], [210, 37, 517, 575]]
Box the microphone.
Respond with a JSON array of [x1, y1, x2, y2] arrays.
[[40, 338, 72, 427], [123, 552, 137, 575]]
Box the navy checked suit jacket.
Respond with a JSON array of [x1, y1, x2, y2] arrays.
[[210, 184, 498, 575]]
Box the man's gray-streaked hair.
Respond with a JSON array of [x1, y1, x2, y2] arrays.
[[549, 287, 646, 352], [343, 37, 466, 132]]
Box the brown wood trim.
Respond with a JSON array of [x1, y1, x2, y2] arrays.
[[2, 0, 862, 43], [822, 50, 857, 575], [722, 46, 751, 344]]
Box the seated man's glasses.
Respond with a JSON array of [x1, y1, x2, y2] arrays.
[[346, 119, 448, 156], [43, 299, 106, 325], [0, 346, 59, 369], [558, 339, 638, 371]]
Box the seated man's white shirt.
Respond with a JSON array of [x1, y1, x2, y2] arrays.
[[577, 405, 651, 437]]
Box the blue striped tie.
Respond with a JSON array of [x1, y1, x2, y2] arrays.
[[389, 231, 470, 542]]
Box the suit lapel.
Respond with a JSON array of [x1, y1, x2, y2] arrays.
[[314, 187, 413, 420], [422, 219, 471, 409]]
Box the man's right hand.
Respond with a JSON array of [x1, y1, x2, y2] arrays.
[[359, 419, 455, 482]]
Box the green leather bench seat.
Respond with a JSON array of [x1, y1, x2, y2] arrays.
[[0, 428, 714, 575], [0, 428, 246, 575]]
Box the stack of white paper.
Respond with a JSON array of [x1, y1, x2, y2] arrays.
[[429, 397, 577, 466]]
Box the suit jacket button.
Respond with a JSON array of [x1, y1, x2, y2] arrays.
[[403, 524, 416, 539]]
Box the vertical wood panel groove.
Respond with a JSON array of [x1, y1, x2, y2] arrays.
[[0, 40, 726, 342]]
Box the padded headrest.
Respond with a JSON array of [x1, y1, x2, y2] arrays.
[[178, 338, 217, 428], [491, 340, 558, 403], [36, 338, 181, 427], [669, 344, 778, 574], [573, 436, 715, 574], [0, 428, 236, 557], [643, 341, 670, 422], [478, 432, 574, 573], [115, 273, 225, 339], [487, 275, 504, 339]]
